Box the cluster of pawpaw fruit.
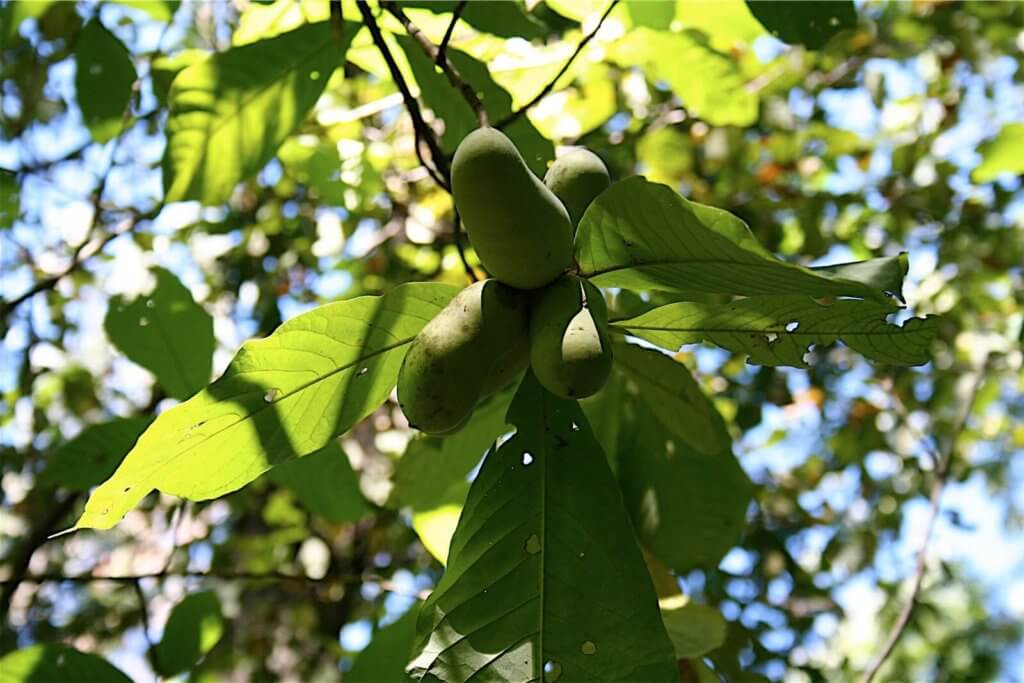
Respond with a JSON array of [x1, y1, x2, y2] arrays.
[[397, 127, 613, 434]]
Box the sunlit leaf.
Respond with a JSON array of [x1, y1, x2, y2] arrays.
[[104, 268, 214, 400], [614, 296, 937, 367], [151, 49, 209, 105], [676, 0, 766, 52], [659, 596, 728, 658], [576, 177, 895, 302], [74, 282, 458, 530], [74, 19, 137, 143], [163, 21, 353, 205], [972, 123, 1024, 183], [232, 0, 328, 45], [401, 0, 545, 39], [409, 372, 677, 682], [412, 481, 468, 565], [0, 644, 131, 683], [2, 0, 57, 40], [266, 441, 369, 523], [347, 606, 420, 683], [40, 417, 150, 491], [626, 0, 674, 30], [745, 0, 857, 49], [154, 592, 225, 678]]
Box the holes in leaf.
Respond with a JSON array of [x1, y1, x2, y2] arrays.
[[581, 641, 596, 655], [570, 421, 580, 432], [543, 660, 562, 682], [521, 452, 534, 466], [765, 332, 779, 343], [139, 317, 149, 327], [356, 367, 369, 377], [525, 534, 541, 555], [263, 388, 279, 403], [785, 321, 800, 333]]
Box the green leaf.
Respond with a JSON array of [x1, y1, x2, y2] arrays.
[[810, 253, 909, 301], [267, 441, 369, 523], [613, 343, 730, 456], [104, 268, 214, 400], [111, 0, 180, 22], [2, 1, 57, 40], [74, 19, 137, 143], [401, 1, 546, 39], [154, 591, 225, 678], [659, 597, 728, 658], [347, 606, 420, 683], [409, 372, 677, 682], [391, 385, 515, 512], [74, 282, 459, 530], [614, 295, 938, 367], [615, 393, 752, 572], [0, 644, 131, 683], [151, 49, 209, 105], [398, 37, 553, 176], [40, 417, 151, 491], [1, 168, 19, 227], [412, 481, 468, 565], [973, 123, 1024, 183], [745, 0, 856, 49], [626, 0, 674, 30], [163, 21, 353, 205], [609, 28, 758, 127], [576, 177, 895, 303]]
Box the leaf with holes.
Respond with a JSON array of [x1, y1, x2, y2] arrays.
[[154, 591, 224, 678], [408, 372, 677, 682], [0, 644, 131, 683], [104, 268, 214, 400], [614, 295, 938, 367], [162, 21, 353, 205], [576, 177, 896, 303], [74, 282, 458, 531], [74, 19, 137, 143]]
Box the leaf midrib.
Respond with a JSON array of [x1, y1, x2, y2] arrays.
[[612, 323, 930, 338]]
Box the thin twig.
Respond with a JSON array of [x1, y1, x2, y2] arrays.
[[858, 360, 989, 683], [495, 0, 620, 130], [436, 1, 466, 68], [453, 211, 478, 282], [382, 1, 488, 127], [134, 580, 160, 679]]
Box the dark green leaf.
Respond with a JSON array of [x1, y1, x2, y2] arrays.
[[1, 167, 19, 227], [409, 372, 677, 682], [41, 417, 151, 491], [0, 644, 131, 683], [104, 267, 215, 400], [745, 0, 857, 49], [163, 21, 354, 205], [267, 441, 369, 523], [75, 282, 459, 530], [347, 606, 419, 683], [74, 19, 137, 143], [154, 591, 225, 678]]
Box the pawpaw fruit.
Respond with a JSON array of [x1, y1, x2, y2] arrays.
[[451, 127, 573, 290], [544, 147, 610, 229], [398, 280, 529, 434], [529, 275, 612, 399]]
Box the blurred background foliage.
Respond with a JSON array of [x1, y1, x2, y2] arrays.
[[1, 0, 1022, 681]]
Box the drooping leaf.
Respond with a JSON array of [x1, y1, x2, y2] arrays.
[[614, 295, 938, 367], [745, 0, 857, 49], [1, 167, 19, 227], [153, 591, 225, 678], [162, 21, 353, 205], [74, 282, 459, 530], [615, 393, 753, 573], [401, 0, 546, 39], [576, 177, 895, 303], [398, 37, 553, 176], [408, 372, 677, 682], [609, 28, 758, 127], [0, 644, 131, 683], [347, 606, 421, 683], [111, 0, 179, 22], [40, 417, 151, 491], [74, 19, 137, 143], [972, 123, 1024, 183], [266, 441, 369, 523], [810, 253, 909, 301], [659, 596, 728, 658], [104, 267, 214, 400], [150, 49, 209, 105], [613, 342, 730, 456]]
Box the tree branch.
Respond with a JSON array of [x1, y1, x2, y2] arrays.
[[495, 0, 620, 130], [436, 1, 466, 68], [382, 1, 488, 127], [858, 359, 990, 683]]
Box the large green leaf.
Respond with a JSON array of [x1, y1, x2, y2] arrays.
[[0, 644, 131, 683], [576, 177, 895, 303], [615, 393, 753, 573], [972, 123, 1024, 183], [613, 343, 730, 456], [74, 282, 458, 530], [74, 19, 137, 143], [609, 28, 758, 127], [614, 295, 937, 367], [153, 591, 225, 678], [398, 37, 553, 176], [40, 417, 151, 491], [408, 373, 677, 682], [348, 607, 420, 683], [745, 0, 857, 49], [104, 268, 214, 400], [162, 21, 353, 205], [267, 441, 369, 523]]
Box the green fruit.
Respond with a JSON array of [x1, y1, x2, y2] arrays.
[[451, 127, 573, 290], [398, 280, 529, 434], [529, 275, 612, 399], [544, 147, 611, 229]]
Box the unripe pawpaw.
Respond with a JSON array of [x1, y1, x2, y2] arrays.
[[398, 280, 529, 434], [529, 275, 612, 399], [544, 147, 610, 229], [451, 127, 573, 290]]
